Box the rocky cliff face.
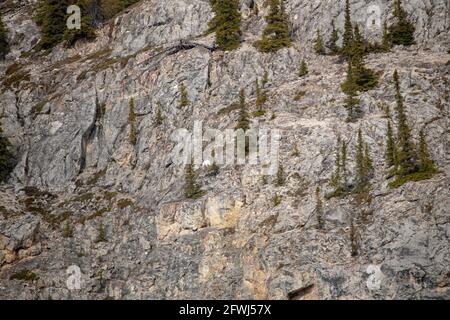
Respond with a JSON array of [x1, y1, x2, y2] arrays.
[[0, 0, 449, 299]]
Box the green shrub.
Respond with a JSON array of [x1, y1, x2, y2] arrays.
[[117, 198, 133, 209], [10, 269, 39, 282], [272, 193, 281, 207]]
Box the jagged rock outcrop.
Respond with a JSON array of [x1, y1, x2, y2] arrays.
[[0, 0, 449, 299]]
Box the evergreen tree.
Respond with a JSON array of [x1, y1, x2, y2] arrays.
[[254, 0, 291, 53], [298, 58, 308, 77], [185, 162, 204, 199], [341, 139, 348, 188], [155, 102, 163, 126], [255, 78, 266, 114], [0, 125, 13, 182], [315, 186, 324, 229], [354, 129, 373, 192], [330, 136, 342, 190], [329, 137, 348, 195], [418, 129, 435, 173], [341, 26, 378, 94], [96, 222, 107, 242], [314, 29, 325, 55], [342, 0, 354, 59], [235, 89, 250, 131], [349, 24, 378, 92], [364, 143, 374, 178], [0, 14, 9, 59], [208, 0, 242, 51], [128, 97, 137, 145], [350, 219, 358, 256], [381, 20, 391, 52], [344, 80, 361, 122], [327, 19, 340, 54], [64, 0, 96, 47], [385, 120, 396, 167], [178, 82, 190, 107], [392, 70, 418, 177], [35, 0, 70, 50], [276, 164, 285, 186], [389, 0, 415, 46], [355, 128, 366, 191], [262, 71, 269, 87]]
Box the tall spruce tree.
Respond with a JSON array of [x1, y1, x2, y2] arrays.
[[343, 64, 361, 122], [255, 78, 266, 114], [327, 19, 340, 54], [178, 82, 190, 107], [330, 137, 348, 195], [208, 0, 241, 51], [254, 0, 291, 53], [418, 129, 435, 173], [35, 0, 70, 50], [392, 70, 418, 177], [354, 129, 373, 192], [364, 143, 374, 177], [342, 0, 354, 59], [0, 14, 9, 59], [381, 20, 391, 52], [330, 136, 342, 190], [315, 186, 324, 229], [235, 89, 250, 131], [355, 129, 366, 191], [314, 29, 325, 55], [128, 97, 137, 145], [389, 0, 415, 46], [0, 125, 13, 182], [184, 162, 204, 199], [298, 58, 308, 77], [350, 24, 378, 92], [155, 102, 163, 126], [276, 164, 285, 186], [385, 120, 396, 167]]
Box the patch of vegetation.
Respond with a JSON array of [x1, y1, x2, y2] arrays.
[[272, 193, 281, 207], [103, 191, 118, 201], [298, 59, 308, 77], [5, 63, 22, 76], [178, 82, 190, 108], [2, 70, 31, 90], [294, 90, 307, 101], [117, 199, 133, 209], [128, 97, 137, 145], [62, 221, 74, 238], [87, 168, 107, 185], [217, 102, 240, 116], [10, 269, 39, 282], [315, 187, 324, 229], [72, 192, 94, 203], [252, 109, 266, 117], [95, 222, 107, 243], [32, 100, 48, 115]]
